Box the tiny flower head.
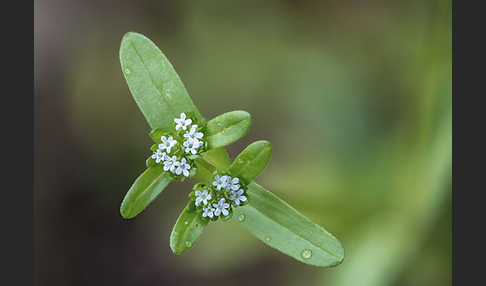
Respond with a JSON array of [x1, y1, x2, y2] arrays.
[[213, 198, 230, 217], [159, 135, 177, 153], [183, 138, 204, 155], [212, 175, 230, 191], [227, 177, 241, 192], [202, 206, 215, 218], [164, 155, 177, 172], [184, 125, 204, 141], [230, 189, 247, 206], [151, 149, 166, 164], [174, 113, 192, 131], [195, 189, 212, 207], [173, 157, 191, 177]]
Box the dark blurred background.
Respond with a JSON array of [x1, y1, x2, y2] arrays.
[[34, 0, 451, 285]]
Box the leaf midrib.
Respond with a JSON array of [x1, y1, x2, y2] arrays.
[[206, 117, 248, 140], [129, 41, 177, 125], [231, 144, 269, 180], [245, 204, 341, 260], [129, 170, 169, 214], [245, 185, 341, 260]]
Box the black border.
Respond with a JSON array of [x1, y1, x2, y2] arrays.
[[4, 0, 34, 285]]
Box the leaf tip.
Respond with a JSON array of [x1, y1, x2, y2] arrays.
[[119, 204, 135, 219], [169, 232, 186, 255], [328, 240, 345, 267], [121, 31, 141, 42]]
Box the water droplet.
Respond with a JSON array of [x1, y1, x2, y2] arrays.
[[265, 236, 271, 242], [185, 241, 192, 247], [125, 68, 130, 74], [301, 249, 312, 259], [184, 221, 188, 225], [237, 214, 246, 222]]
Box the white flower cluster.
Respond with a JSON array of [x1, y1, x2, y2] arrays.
[[150, 113, 206, 178], [213, 175, 247, 206], [194, 174, 247, 220], [176, 113, 205, 155]]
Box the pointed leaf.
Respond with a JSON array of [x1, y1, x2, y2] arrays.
[[170, 201, 208, 254], [206, 111, 251, 149], [234, 182, 344, 267], [228, 140, 272, 183], [120, 166, 172, 219], [119, 32, 204, 129]]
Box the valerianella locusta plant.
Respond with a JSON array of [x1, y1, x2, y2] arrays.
[[119, 32, 344, 267]]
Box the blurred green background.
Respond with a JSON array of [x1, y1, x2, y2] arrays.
[[35, 0, 451, 285]]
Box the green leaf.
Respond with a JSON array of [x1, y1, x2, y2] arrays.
[[146, 156, 157, 168], [201, 147, 231, 170], [228, 140, 272, 183], [206, 111, 251, 149], [234, 183, 344, 267], [120, 166, 173, 219], [149, 127, 174, 143], [170, 201, 208, 254], [119, 32, 204, 129], [193, 157, 216, 183]]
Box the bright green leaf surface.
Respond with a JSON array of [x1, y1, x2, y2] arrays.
[[193, 157, 216, 183], [170, 202, 209, 254], [119, 32, 204, 129], [228, 140, 272, 184], [120, 166, 172, 219], [234, 182, 344, 267], [202, 147, 231, 170], [149, 127, 173, 143], [206, 111, 251, 149]]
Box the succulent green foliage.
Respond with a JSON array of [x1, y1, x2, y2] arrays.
[[234, 182, 345, 267], [206, 111, 251, 149], [120, 166, 172, 219], [119, 31, 344, 267], [119, 32, 204, 129], [149, 127, 174, 143], [228, 140, 272, 184], [201, 148, 231, 171], [170, 200, 208, 254]]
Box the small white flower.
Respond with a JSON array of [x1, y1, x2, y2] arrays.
[[213, 198, 230, 217], [227, 177, 241, 192], [151, 149, 166, 164], [195, 190, 212, 207], [212, 175, 230, 191], [183, 138, 204, 155], [202, 206, 215, 218], [230, 189, 247, 206], [174, 113, 192, 131], [173, 157, 191, 177], [184, 125, 204, 141], [159, 136, 177, 153], [163, 155, 177, 172]]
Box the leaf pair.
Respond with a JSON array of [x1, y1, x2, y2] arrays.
[[120, 110, 251, 219], [119, 32, 344, 267], [170, 140, 272, 254]]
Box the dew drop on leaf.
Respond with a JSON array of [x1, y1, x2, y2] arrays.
[[125, 68, 130, 74], [184, 221, 188, 225], [185, 241, 192, 248], [265, 236, 271, 242], [237, 214, 246, 222], [301, 249, 312, 259]]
